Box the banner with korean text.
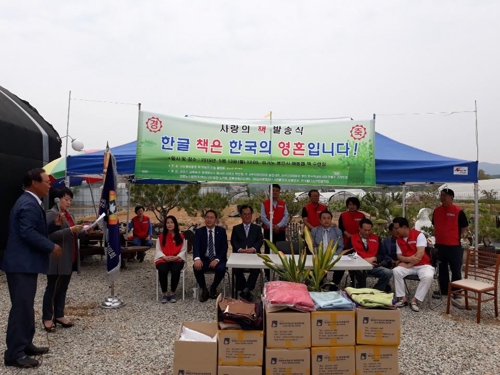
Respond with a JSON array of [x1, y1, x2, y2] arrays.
[[135, 112, 376, 186]]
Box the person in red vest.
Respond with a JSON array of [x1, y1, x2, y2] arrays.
[[128, 205, 153, 262], [431, 188, 468, 301], [261, 184, 289, 280], [347, 218, 392, 291], [392, 217, 434, 312], [302, 189, 327, 230], [338, 197, 365, 248]]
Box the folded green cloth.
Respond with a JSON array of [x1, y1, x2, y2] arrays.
[[344, 287, 394, 308]]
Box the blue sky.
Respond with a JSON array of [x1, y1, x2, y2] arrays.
[[1, 0, 499, 162]]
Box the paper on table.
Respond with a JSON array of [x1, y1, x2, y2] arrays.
[[334, 255, 352, 261], [83, 213, 106, 232]]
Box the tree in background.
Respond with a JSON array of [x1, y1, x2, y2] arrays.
[[182, 192, 230, 219], [362, 189, 402, 223], [481, 189, 498, 214], [130, 183, 201, 222], [478, 169, 491, 180]]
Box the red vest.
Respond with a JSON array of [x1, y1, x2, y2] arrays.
[[341, 211, 365, 245], [262, 199, 286, 231], [155, 232, 184, 265], [350, 233, 379, 259], [396, 229, 431, 266], [433, 204, 462, 246], [303, 203, 327, 228], [132, 215, 150, 239]]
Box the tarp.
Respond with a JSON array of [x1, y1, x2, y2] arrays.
[[66, 133, 478, 185], [375, 133, 477, 184]]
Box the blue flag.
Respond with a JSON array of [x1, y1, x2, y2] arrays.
[[99, 150, 121, 274]]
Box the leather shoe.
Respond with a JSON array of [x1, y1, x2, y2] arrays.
[[4, 356, 40, 368], [200, 288, 209, 302], [209, 286, 218, 299], [25, 344, 49, 356]]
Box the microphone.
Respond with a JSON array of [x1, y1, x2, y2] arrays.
[[54, 197, 60, 212]]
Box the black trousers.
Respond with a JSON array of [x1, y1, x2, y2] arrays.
[[235, 269, 260, 291], [193, 258, 226, 290], [42, 274, 72, 321], [436, 244, 463, 294], [263, 229, 286, 280], [4, 272, 38, 362], [156, 261, 184, 293]]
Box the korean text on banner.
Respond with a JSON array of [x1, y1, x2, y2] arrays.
[[99, 151, 121, 275], [135, 112, 376, 186]]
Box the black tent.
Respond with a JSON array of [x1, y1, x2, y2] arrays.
[[0, 85, 61, 265]]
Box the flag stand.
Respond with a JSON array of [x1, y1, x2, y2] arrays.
[[100, 281, 126, 309]]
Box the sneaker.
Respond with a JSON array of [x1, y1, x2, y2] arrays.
[[396, 299, 408, 308], [170, 296, 177, 303], [410, 301, 420, 312], [432, 291, 442, 300], [452, 294, 463, 300], [161, 295, 170, 304]]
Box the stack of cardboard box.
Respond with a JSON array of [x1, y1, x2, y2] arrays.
[[355, 308, 400, 375], [265, 308, 311, 374], [310, 309, 357, 375]]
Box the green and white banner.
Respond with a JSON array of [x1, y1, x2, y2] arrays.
[[135, 111, 376, 186]]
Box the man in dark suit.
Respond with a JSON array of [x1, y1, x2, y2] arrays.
[[230, 205, 264, 300], [3, 168, 62, 369], [193, 210, 228, 302]]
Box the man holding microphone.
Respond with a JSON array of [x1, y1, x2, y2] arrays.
[[2, 168, 63, 369]]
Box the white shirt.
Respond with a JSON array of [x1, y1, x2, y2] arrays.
[[396, 233, 427, 254], [25, 190, 42, 205]]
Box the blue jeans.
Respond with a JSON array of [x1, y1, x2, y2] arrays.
[[132, 238, 152, 247], [351, 266, 393, 291]]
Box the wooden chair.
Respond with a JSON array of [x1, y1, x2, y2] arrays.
[[446, 248, 500, 323]]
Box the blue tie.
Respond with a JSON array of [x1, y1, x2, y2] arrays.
[[208, 229, 215, 261]]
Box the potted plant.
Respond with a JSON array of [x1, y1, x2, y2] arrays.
[[257, 226, 350, 292]]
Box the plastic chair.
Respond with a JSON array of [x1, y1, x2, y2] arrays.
[[403, 246, 442, 310], [156, 263, 186, 301], [446, 248, 500, 323]]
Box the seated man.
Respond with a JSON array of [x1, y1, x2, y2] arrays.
[[380, 223, 399, 269], [128, 205, 153, 262], [193, 210, 228, 302], [230, 205, 264, 300], [392, 217, 434, 312], [347, 218, 392, 291], [311, 211, 344, 290]]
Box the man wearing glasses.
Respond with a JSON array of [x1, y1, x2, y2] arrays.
[[432, 188, 468, 304]]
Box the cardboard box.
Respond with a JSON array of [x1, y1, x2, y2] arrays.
[[218, 365, 262, 375], [355, 309, 400, 346], [311, 311, 356, 347], [355, 345, 399, 375], [218, 330, 264, 366], [265, 348, 310, 375], [265, 309, 311, 348], [311, 346, 355, 375], [173, 322, 218, 375]]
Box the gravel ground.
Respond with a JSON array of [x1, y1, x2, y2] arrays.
[[1, 251, 499, 375]]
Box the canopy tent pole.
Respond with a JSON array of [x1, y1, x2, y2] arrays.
[[401, 185, 406, 217], [473, 100, 479, 249]]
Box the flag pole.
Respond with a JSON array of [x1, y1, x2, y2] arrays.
[[100, 142, 125, 309]]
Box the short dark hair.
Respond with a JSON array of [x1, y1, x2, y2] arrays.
[[346, 197, 360, 209], [388, 223, 394, 231], [272, 184, 281, 191], [239, 204, 253, 215], [319, 210, 332, 219], [23, 168, 45, 188], [308, 189, 319, 197], [134, 205, 145, 214], [441, 188, 455, 198], [205, 209, 218, 219], [392, 217, 409, 228], [359, 218, 373, 228]]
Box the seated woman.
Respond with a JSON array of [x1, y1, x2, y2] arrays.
[[154, 215, 187, 303], [128, 205, 153, 262]]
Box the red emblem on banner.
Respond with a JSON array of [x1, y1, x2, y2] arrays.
[[350, 125, 367, 140], [145, 117, 163, 133]]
